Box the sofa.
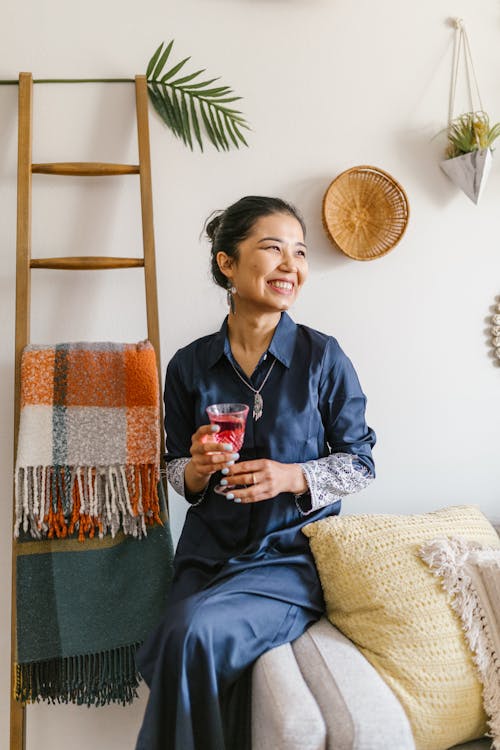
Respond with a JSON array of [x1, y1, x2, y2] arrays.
[[251, 617, 492, 750]]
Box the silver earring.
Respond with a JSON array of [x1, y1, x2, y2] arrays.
[[226, 284, 236, 313]]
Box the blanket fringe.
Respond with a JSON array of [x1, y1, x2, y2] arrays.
[[15, 642, 141, 706], [420, 538, 500, 750], [15, 464, 162, 540]]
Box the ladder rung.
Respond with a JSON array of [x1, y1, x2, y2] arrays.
[[30, 256, 145, 270], [32, 162, 140, 176]]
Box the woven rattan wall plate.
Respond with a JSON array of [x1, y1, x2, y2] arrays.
[[322, 165, 410, 261]]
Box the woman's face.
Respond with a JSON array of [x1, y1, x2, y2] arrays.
[[218, 212, 308, 314]]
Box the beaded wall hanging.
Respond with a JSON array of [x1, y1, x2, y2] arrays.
[[491, 303, 500, 363]]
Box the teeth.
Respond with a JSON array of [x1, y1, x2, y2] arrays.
[[270, 281, 293, 290]]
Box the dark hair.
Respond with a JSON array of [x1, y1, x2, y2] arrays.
[[205, 196, 306, 289]]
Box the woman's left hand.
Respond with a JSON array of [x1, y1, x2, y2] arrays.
[[221, 459, 308, 503]]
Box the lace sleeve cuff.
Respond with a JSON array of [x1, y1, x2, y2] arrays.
[[295, 453, 373, 516], [166, 458, 208, 506]]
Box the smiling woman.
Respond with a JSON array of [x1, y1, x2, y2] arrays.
[[217, 217, 308, 343], [207, 198, 308, 376], [219, 214, 308, 315], [134, 196, 376, 750]]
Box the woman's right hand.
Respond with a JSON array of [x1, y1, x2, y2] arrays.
[[184, 425, 239, 495]]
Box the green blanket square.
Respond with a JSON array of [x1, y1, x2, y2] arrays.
[[15, 488, 173, 706]]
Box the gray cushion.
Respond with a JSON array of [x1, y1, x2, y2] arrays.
[[292, 618, 415, 750], [252, 640, 326, 750]]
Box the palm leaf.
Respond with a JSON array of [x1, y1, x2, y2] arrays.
[[215, 108, 230, 151], [230, 120, 249, 147], [181, 78, 220, 90], [170, 86, 188, 146], [148, 84, 172, 131], [189, 96, 203, 152], [150, 41, 174, 80], [146, 39, 250, 151], [159, 84, 180, 135], [180, 92, 193, 150], [223, 113, 239, 149], [197, 87, 232, 97], [161, 57, 190, 83], [209, 104, 229, 151], [199, 99, 221, 150], [170, 69, 205, 86], [146, 43, 164, 79]]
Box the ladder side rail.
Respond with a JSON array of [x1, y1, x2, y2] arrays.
[[11, 71, 33, 750], [135, 75, 168, 511]]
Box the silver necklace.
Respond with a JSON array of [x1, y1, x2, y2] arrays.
[[228, 357, 277, 420]]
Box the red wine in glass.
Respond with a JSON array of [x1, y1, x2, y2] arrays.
[[210, 414, 246, 451], [206, 403, 249, 494]]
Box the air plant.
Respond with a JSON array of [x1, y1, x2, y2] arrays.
[[146, 41, 250, 152], [445, 111, 500, 159]]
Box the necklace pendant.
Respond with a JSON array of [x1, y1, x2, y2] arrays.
[[253, 393, 264, 420]]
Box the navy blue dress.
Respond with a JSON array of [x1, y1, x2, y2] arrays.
[[135, 312, 375, 750]]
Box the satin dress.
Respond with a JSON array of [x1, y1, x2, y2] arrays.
[[135, 312, 376, 750]]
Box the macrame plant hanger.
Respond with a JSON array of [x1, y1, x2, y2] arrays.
[[440, 18, 492, 204], [11, 73, 167, 750]]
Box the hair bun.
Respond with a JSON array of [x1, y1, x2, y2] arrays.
[[205, 211, 224, 242]]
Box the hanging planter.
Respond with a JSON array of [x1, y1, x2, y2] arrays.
[[440, 20, 500, 204], [441, 112, 499, 204]]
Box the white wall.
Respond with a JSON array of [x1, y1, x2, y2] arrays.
[[2, 1, 500, 747]]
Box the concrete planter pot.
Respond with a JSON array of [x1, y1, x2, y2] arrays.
[[440, 148, 493, 205]]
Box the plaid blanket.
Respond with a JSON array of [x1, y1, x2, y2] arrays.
[[14, 341, 173, 705], [15, 341, 161, 540]]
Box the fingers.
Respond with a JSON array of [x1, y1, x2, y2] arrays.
[[191, 425, 234, 457], [220, 459, 289, 504], [196, 424, 221, 441], [189, 424, 239, 478], [221, 486, 269, 504], [224, 459, 267, 481], [191, 439, 239, 463], [223, 471, 257, 487], [220, 465, 270, 504], [226, 459, 265, 476], [191, 440, 236, 456], [191, 449, 238, 471]]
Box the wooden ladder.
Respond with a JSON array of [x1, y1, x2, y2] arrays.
[[11, 72, 166, 750]]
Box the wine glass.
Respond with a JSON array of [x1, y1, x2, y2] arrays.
[[205, 403, 249, 495]]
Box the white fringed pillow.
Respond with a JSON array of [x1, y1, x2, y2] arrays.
[[420, 538, 500, 750]]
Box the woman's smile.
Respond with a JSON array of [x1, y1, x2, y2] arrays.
[[266, 278, 295, 295]]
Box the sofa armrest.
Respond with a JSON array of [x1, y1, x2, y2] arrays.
[[252, 640, 326, 750], [292, 618, 415, 750]]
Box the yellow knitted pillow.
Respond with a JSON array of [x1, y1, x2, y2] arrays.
[[303, 505, 500, 750]]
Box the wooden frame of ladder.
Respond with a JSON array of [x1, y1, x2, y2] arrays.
[[11, 72, 167, 750]]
